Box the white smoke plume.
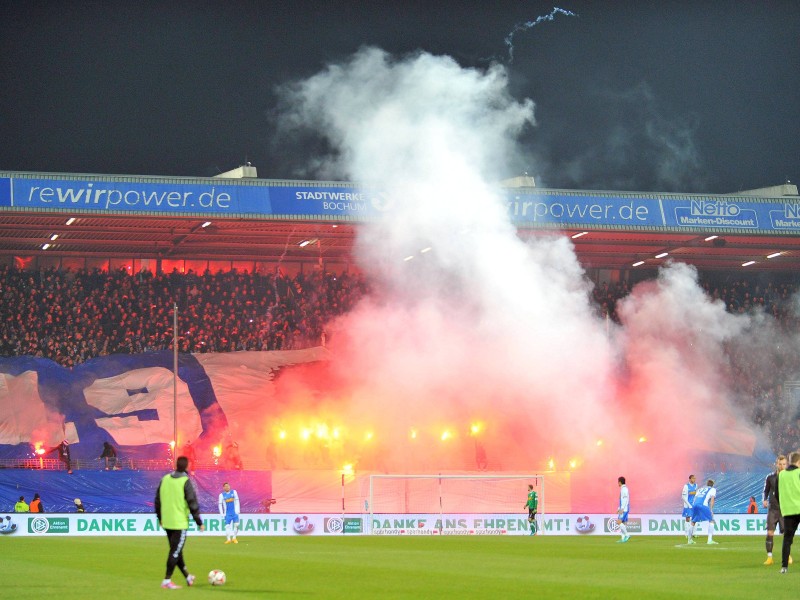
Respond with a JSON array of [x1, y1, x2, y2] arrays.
[[270, 48, 788, 510]]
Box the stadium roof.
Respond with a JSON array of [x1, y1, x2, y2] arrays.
[[1, 171, 797, 273], [1, 210, 799, 273]]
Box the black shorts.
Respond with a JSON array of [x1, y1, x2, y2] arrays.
[[767, 506, 784, 533]]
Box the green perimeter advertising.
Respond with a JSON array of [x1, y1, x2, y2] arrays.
[[0, 513, 775, 537]]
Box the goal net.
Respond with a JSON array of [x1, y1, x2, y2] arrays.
[[367, 474, 544, 533]]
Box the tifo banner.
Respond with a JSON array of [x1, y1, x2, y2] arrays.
[[0, 349, 329, 461], [0, 513, 773, 537], [1, 173, 799, 233]]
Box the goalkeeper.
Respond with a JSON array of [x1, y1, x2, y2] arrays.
[[524, 484, 538, 536]]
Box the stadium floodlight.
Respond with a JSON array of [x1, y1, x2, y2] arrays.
[[742, 260, 756, 267], [41, 243, 51, 250], [632, 260, 645, 267], [704, 235, 718, 241], [298, 240, 312, 247], [201, 221, 212, 228], [571, 231, 588, 239], [65, 217, 76, 225], [367, 474, 546, 535], [655, 252, 668, 258], [767, 252, 782, 259], [50, 234, 59, 241]]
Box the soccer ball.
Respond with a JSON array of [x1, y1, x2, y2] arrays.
[[208, 569, 226, 586]]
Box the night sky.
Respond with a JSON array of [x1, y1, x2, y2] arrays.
[[1, 1, 798, 194]]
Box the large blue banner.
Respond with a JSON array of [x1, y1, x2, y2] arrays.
[[0, 349, 328, 461], [2, 174, 799, 233]]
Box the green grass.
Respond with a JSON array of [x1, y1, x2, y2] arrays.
[[2, 535, 798, 599]]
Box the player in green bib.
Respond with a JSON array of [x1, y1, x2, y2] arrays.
[[154, 456, 204, 589], [525, 484, 538, 536]]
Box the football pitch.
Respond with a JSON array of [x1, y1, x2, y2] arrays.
[[3, 535, 798, 599]]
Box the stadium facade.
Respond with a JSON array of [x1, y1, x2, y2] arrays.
[[0, 170, 798, 518]]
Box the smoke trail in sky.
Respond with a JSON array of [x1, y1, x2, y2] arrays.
[[535, 82, 708, 192], [505, 7, 577, 63], [272, 46, 790, 510]]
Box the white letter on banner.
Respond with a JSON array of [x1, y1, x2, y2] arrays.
[[84, 367, 202, 446]]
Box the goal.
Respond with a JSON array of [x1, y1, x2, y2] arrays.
[[367, 474, 545, 533]]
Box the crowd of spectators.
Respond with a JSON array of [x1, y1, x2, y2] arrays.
[[591, 275, 800, 454], [0, 265, 368, 367], [0, 265, 797, 453]]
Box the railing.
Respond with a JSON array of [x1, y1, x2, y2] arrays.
[[0, 457, 254, 471]]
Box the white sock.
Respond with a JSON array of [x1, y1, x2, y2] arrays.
[[619, 523, 628, 537], [687, 524, 694, 540], [162, 579, 171, 585], [708, 522, 715, 542]]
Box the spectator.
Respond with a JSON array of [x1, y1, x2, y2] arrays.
[[14, 496, 29, 512], [74, 498, 85, 513], [48, 440, 72, 474], [100, 441, 119, 470], [224, 440, 243, 470], [181, 440, 196, 471]]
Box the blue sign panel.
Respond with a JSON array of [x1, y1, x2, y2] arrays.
[[507, 193, 663, 228], [12, 178, 270, 215], [661, 196, 800, 232], [268, 186, 394, 217], [769, 200, 800, 231], [3, 173, 800, 234], [0, 177, 10, 207]]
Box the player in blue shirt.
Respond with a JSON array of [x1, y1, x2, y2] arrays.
[[681, 474, 697, 539], [687, 479, 718, 545], [616, 476, 630, 543], [218, 482, 240, 544]]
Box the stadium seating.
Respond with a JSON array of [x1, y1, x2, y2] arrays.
[[0, 266, 797, 456]]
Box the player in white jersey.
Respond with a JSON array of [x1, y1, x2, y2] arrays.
[[687, 479, 718, 545], [681, 475, 697, 539], [616, 476, 630, 543], [218, 482, 241, 544]]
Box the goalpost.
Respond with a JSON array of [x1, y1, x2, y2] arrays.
[[367, 474, 545, 534]]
